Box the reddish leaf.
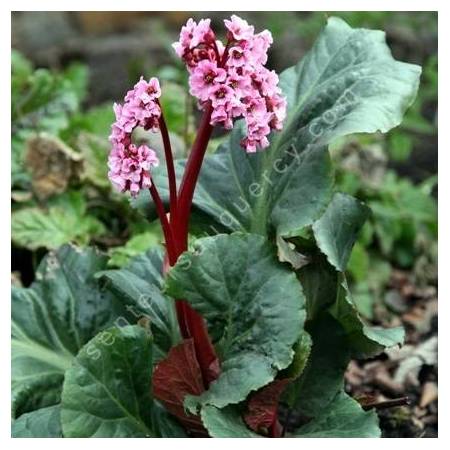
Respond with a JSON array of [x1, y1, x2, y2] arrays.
[[153, 338, 207, 435], [243, 379, 290, 437]]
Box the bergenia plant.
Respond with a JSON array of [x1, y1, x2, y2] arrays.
[[12, 15, 421, 438]]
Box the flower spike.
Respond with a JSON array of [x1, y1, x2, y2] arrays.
[[108, 77, 162, 195], [173, 15, 287, 152]]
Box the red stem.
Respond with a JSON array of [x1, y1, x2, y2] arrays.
[[148, 182, 177, 263], [157, 100, 178, 223], [149, 183, 190, 337], [176, 103, 213, 249], [171, 102, 218, 386], [162, 252, 189, 338]]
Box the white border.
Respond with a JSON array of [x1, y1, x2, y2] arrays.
[[2, 2, 447, 448]]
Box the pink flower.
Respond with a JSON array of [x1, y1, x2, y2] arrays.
[[211, 106, 230, 128], [248, 31, 273, 65], [115, 77, 162, 133], [190, 18, 214, 48], [108, 143, 159, 196], [172, 15, 287, 153], [189, 60, 227, 101], [172, 18, 216, 61], [210, 84, 234, 108], [224, 15, 254, 41], [128, 77, 161, 104], [226, 68, 251, 97], [108, 76, 162, 195], [172, 18, 197, 57], [254, 68, 280, 96], [227, 46, 248, 67], [180, 18, 197, 45], [268, 94, 288, 130]]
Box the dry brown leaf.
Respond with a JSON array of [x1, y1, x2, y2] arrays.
[[386, 337, 437, 387], [25, 133, 82, 200]]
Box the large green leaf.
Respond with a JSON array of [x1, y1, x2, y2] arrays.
[[201, 405, 260, 438], [61, 325, 154, 437], [165, 233, 305, 410], [11, 191, 105, 251], [195, 139, 334, 238], [12, 405, 62, 438], [133, 17, 420, 240], [331, 276, 404, 358], [291, 391, 380, 438], [133, 133, 333, 239], [278, 16, 420, 150], [97, 246, 180, 362], [284, 314, 350, 415], [11, 245, 126, 417], [312, 193, 370, 271], [297, 253, 338, 321], [151, 402, 188, 438], [107, 230, 162, 268], [202, 392, 380, 438]]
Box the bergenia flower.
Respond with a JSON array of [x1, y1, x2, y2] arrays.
[[224, 15, 255, 41], [173, 14, 287, 152], [108, 143, 159, 195], [108, 77, 161, 196], [189, 60, 227, 101]]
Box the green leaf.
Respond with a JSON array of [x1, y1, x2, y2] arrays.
[[291, 391, 380, 437], [11, 50, 33, 83], [282, 330, 312, 382], [12, 191, 105, 251], [12, 64, 84, 133], [347, 241, 370, 283], [331, 276, 404, 358], [279, 16, 420, 151], [201, 406, 260, 438], [12, 245, 126, 417], [282, 331, 313, 408], [313, 193, 370, 271], [75, 132, 111, 188], [136, 138, 334, 239], [12, 133, 31, 189], [62, 103, 115, 140], [160, 81, 190, 137], [107, 231, 162, 268], [97, 246, 180, 362], [298, 254, 338, 321], [201, 393, 379, 438], [12, 405, 62, 438], [285, 314, 350, 415], [61, 325, 154, 437], [387, 131, 414, 161], [62, 63, 89, 104], [165, 233, 305, 410], [151, 402, 188, 438]]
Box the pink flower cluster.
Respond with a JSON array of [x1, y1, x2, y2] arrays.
[[108, 77, 161, 195], [173, 15, 287, 152]]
